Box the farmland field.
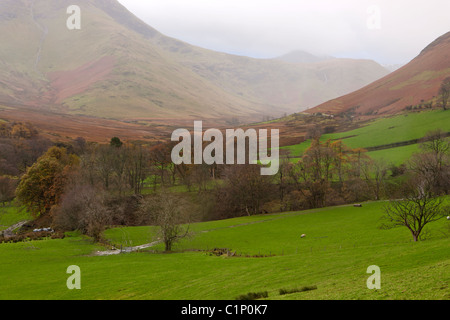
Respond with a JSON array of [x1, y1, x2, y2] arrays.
[[1, 201, 449, 300], [0, 205, 31, 232], [281, 110, 450, 164]]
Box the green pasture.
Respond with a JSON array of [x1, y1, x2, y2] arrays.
[[1, 200, 449, 300], [281, 110, 450, 164], [0, 204, 31, 232]]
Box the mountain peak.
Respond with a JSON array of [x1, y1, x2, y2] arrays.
[[419, 31, 450, 57], [0, 0, 390, 126], [91, 0, 160, 39], [307, 31, 450, 116]]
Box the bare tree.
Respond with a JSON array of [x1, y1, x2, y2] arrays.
[[361, 158, 388, 200], [276, 158, 292, 211], [382, 181, 447, 242], [141, 191, 191, 252], [286, 139, 337, 209], [218, 164, 273, 217], [410, 129, 450, 195], [0, 176, 16, 206], [191, 164, 211, 193], [150, 143, 173, 188], [438, 77, 450, 110], [125, 144, 150, 195], [53, 183, 111, 242]]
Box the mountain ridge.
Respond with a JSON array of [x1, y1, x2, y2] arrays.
[[307, 31, 450, 116], [0, 0, 389, 125]]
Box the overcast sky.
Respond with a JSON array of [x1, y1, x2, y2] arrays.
[[117, 0, 450, 66]]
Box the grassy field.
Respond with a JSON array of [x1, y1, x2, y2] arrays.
[[1, 110, 449, 300], [283, 143, 420, 166], [366, 144, 420, 166], [0, 204, 31, 232], [281, 110, 450, 164], [1, 201, 449, 300]]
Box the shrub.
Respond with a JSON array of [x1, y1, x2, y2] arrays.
[[236, 291, 269, 300], [279, 285, 318, 295]]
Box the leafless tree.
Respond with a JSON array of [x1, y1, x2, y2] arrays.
[[141, 191, 192, 252], [150, 143, 173, 188], [218, 164, 273, 217], [276, 158, 292, 211], [191, 164, 211, 193], [438, 77, 450, 110], [410, 129, 450, 195], [361, 158, 389, 200], [0, 176, 17, 206], [53, 183, 111, 242], [382, 180, 447, 242], [125, 144, 150, 195], [286, 140, 337, 209]]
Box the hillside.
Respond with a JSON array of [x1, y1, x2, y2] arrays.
[[307, 32, 450, 116], [0, 0, 389, 127], [1, 201, 449, 300], [279, 109, 450, 165]]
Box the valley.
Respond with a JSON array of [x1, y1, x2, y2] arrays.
[[0, 0, 449, 305]]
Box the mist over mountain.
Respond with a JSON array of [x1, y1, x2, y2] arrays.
[[0, 0, 389, 125], [308, 31, 450, 116], [274, 51, 335, 64]]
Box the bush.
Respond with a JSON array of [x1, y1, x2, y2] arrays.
[[0, 231, 64, 244], [236, 291, 269, 300], [279, 285, 317, 295], [390, 164, 406, 177]]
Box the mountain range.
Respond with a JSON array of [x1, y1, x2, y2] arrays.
[[308, 32, 450, 116], [0, 0, 389, 127]]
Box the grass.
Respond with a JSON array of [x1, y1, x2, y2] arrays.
[[366, 144, 420, 166], [281, 110, 450, 163], [0, 204, 31, 231], [325, 110, 450, 149], [1, 200, 449, 300]]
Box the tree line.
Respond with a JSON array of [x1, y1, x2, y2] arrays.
[[4, 126, 450, 246]]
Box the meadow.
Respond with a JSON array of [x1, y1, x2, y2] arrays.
[[0, 205, 30, 232], [281, 110, 450, 165], [1, 201, 449, 300], [1, 109, 449, 301]]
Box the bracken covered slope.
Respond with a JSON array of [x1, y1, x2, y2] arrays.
[[0, 0, 389, 124], [307, 32, 450, 116]]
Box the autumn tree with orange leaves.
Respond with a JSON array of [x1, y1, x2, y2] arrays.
[[16, 146, 79, 217]]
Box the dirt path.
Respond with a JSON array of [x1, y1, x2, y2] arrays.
[[93, 240, 162, 256], [1, 221, 29, 238]]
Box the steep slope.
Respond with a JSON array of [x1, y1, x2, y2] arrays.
[[0, 0, 389, 124], [308, 32, 450, 116]]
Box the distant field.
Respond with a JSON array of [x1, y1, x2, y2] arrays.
[[366, 144, 420, 166], [281, 110, 450, 164], [324, 110, 450, 149], [1, 110, 449, 300], [0, 205, 31, 232], [1, 200, 449, 300], [283, 142, 420, 166]]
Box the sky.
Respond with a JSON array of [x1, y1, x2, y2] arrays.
[[117, 0, 450, 66]]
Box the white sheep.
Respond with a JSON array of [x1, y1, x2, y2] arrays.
[[301, 234, 306, 238]]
